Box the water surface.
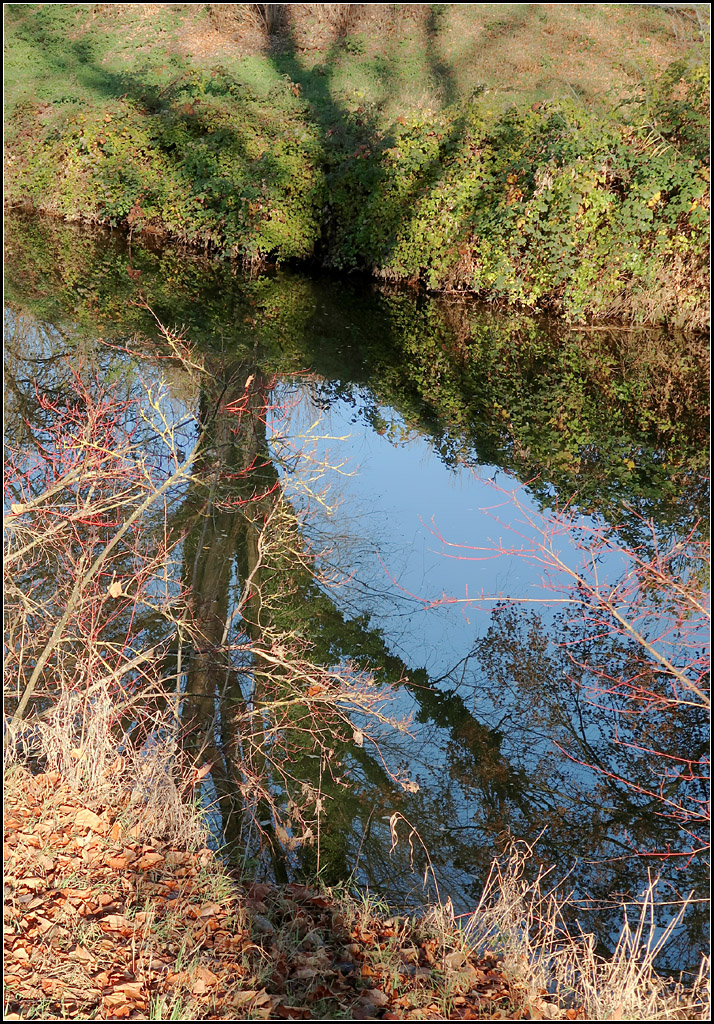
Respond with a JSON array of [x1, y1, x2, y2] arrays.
[[4, 214, 709, 972]]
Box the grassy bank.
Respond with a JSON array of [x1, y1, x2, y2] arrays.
[[3, 4, 710, 328]]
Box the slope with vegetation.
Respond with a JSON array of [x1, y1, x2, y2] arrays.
[[3, 3, 710, 327], [3, 7, 711, 1019], [5, 754, 710, 1020]]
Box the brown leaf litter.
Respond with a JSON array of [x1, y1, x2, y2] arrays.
[[4, 767, 583, 1020]]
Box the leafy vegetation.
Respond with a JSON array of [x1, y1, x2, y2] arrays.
[[325, 69, 709, 326], [3, 7, 710, 1014], [3, 4, 710, 327]]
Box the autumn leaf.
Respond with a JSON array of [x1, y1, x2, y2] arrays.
[[74, 808, 107, 834], [137, 851, 165, 870], [362, 987, 390, 1007], [105, 855, 130, 870], [192, 966, 218, 994], [99, 914, 133, 933]]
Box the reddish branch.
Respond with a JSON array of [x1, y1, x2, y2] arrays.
[[400, 476, 710, 862]]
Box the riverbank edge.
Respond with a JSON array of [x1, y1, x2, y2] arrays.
[[0, 764, 560, 1021], [4, 763, 710, 1022], [3, 59, 710, 333], [4, 193, 709, 337]]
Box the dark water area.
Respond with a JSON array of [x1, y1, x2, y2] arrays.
[[4, 213, 710, 973]]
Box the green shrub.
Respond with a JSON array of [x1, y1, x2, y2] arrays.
[[5, 57, 709, 327], [323, 62, 709, 327], [5, 71, 326, 262]]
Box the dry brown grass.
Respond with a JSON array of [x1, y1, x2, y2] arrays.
[[5, 760, 708, 1020], [6, 686, 209, 850], [167, 3, 698, 109], [463, 840, 711, 1022]]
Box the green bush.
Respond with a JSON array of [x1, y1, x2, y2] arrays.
[[5, 71, 326, 262], [5, 58, 709, 327], [324, 62, 709, 327]]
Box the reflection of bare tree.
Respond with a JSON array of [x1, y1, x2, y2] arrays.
[[4, 311, 74, 450], [4, 308, 407, 885], [466, 602, 709, 969], [173, 357, 412, 881], [179, 361, 285, 869], [6, 302, 707, 969]]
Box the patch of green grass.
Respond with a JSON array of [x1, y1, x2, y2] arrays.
[[149, 994, 195, 1021], [4, 3, 703, 124]]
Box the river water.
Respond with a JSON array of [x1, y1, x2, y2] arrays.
[[4, 213, 709, 972]]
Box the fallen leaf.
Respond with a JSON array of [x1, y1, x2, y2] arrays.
[[106, 855, 129, 870], [18, 876, 45, 891], [191, 966, 218, 994], [190, 762, 212, 785], [74, 808, 107, 834], [292, 965, 319, 980], [197, 903, 223, 919], [275, 1005, 311, 1019], [103, 992, 131, 1009], [137, 852, 164, 870], [362, 987, 390, 1007], [107, 580, 124, 598], [247, 882, 272, 900], [60, 887, 94, 899], [252, 914, 274, 935], [68, 946, 96, 965], [99, 914, 133, 933], [229, 989, 265, 1007], [445, 950, 466, 969], [111, 982, 144, 1000]]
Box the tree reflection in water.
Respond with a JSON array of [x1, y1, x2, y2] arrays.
[[4, 216, 709, 971]]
